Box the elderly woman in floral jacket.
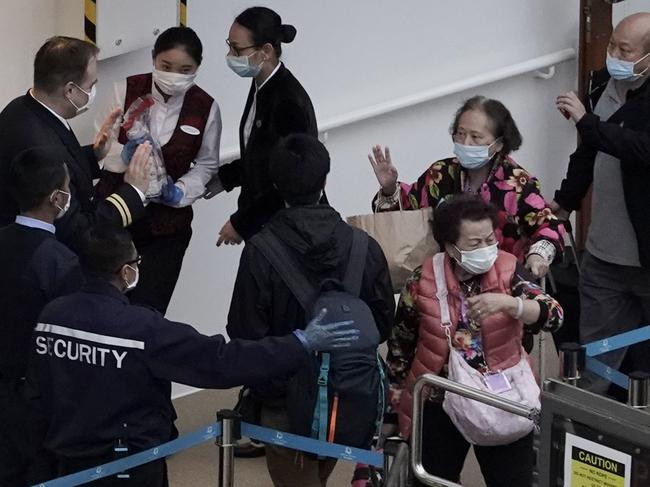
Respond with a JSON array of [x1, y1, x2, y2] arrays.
[[368, 95, 564, 279]]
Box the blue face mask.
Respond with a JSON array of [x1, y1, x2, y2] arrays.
[[606, 52, 650, 81], [453, 140, 498, 170], [226, 52, 263, 78]]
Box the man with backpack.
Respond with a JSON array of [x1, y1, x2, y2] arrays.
[[227, 134, 395, 487]]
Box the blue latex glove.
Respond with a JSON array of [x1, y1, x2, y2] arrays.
[[293, 309, 360, 352], [160, 176, 184, 205], [121, 135, 153, 164]]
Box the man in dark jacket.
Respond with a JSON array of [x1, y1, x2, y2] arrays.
[[28, 224, 357, 486], [552, 13, 650, 393], [0, 36, 151, 252], [0, 148, 83, 486], [227, 134, 395, 486]]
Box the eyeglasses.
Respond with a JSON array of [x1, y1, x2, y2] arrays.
[[115, 255, 142, 273], [226, 38, 257, 56]]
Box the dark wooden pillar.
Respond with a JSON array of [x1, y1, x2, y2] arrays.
[[575, 0, 613, 248]]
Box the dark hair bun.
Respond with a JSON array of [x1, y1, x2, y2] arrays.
[[281, 24, 297, 43]]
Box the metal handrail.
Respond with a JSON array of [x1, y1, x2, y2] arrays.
[[410, 373, 540, 487], [216, 48, 576, 163]]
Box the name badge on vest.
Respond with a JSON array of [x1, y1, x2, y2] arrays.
[[180, 125, 201, 136], [484, 372, 512, 394]]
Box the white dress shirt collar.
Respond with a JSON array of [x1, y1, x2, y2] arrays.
[[256, 62, 282, 92], [29, 89, 71, 130], [15, 215, 56, 234]]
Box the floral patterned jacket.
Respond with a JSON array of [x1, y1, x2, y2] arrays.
[[375, 156, 565, 262]]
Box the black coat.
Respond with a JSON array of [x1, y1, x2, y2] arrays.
[[554, 70, 650, 267], [0, 94, 145, 252], [227, 205, 395, 404], [30, 279, 308, 457], [218, 64, 317, 239], [0, 223, 81, 380]]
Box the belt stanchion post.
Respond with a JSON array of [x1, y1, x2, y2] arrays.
[[628, 371, 650, 409], [216, 410, 241, 487], [559, 342, 585, 386], [410, 373, 539, 487], [383, 441, 410, 487]]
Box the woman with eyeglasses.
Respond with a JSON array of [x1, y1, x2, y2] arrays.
[[96, 26, 221, 315], [368, 96, 565, 280], [216, 6, 317, 246]]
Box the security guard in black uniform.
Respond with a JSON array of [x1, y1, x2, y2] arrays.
[[0, 148, 83, 487], [28, 225, 358, 486]]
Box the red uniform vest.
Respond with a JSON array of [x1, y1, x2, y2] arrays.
[[97, 73, 214, 236]]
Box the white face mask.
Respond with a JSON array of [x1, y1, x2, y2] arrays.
[[226, 52, 263, 78], [152, 69, 196, 96], [124, 264, 139, 291], [52, 189, 71, 219], [67, 83, 96, 115], [453, 243, 498, 275]]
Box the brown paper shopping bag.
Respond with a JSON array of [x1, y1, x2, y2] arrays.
[[347, 205, 438, 293]]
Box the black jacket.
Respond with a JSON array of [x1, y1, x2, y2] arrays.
[[30, 279, 308, 458], [227, 205, 395, 403], [0, 94, 146, 252], [554, 69, 650, 267], [218, 64, 317, 239], [0, 223, 81, 381]]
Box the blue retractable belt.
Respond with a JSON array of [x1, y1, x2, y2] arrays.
[[35, 418, 384, 486], [241, 422, 384, 467], [33, 423, 222, 487], [583, 324, 650, 389], [584, 325, 650, 357], [585, 357, 630, 390]]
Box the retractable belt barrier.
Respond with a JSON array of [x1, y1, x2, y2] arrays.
[[583, 324, 650, 390], [33, 420, 383, 487]]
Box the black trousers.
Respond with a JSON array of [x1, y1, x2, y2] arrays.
[[0, 380, 51, 487], [54, 455, 168, 487], [415, 401, 534, 487], [0, 381, 30, 486], [128, 228, 192, 315]]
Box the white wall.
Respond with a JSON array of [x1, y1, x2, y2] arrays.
[[2, 1, 582, 397], [614, 0, 650, 24], [0, 0, 58, 106]]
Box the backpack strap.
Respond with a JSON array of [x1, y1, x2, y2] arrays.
[[250, 230, 317, 312], [311, 352, 330, 442], [342, 228, 369, 297]]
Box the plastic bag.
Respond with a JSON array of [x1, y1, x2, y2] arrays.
[[121, 95, 167, 198]]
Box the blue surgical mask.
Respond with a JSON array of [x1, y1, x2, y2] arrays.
[[226, 52, 263, 78], [606, 52, 650, 81], [453, 140, 498, 170]]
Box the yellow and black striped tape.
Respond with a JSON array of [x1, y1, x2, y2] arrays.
[[84, 0, 97, 44], [179, 0, 187, 27]]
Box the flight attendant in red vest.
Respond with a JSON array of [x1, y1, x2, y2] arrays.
[[97, 27, 221, 314]]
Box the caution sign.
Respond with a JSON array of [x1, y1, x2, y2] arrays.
[[564, 433, 631, 487]]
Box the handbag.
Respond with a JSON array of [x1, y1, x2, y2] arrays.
[[347, 197, 437, 293], [431, 252, 540, 446]]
